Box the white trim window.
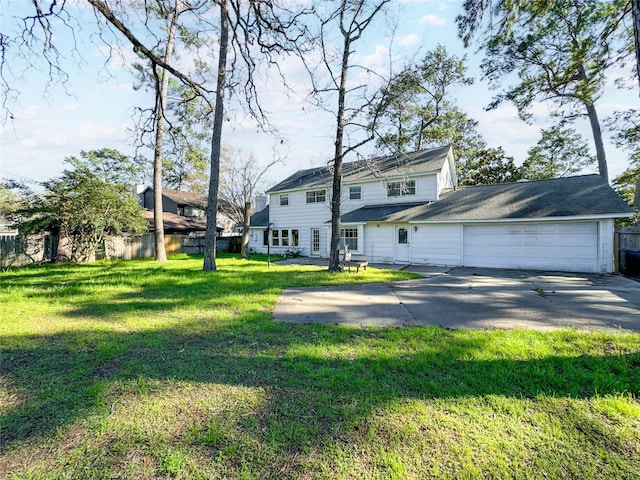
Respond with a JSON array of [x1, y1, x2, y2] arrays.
[[349, 185, 361, 200], [270, 229, 300, 247], [387, 179, 416, 197], [340, 227, 358, 252], [306, 190, 326, 203], [280, 194, 289, 206]]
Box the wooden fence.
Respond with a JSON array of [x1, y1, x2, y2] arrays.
[[0, 233, 56, 268], [616, 226, 640, 276], [1, 233, 241, 267]]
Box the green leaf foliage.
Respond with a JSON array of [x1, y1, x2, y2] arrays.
[[479, 0, 630, 119], [458, 146, 521, 186], [376, 45, 476, 155], [64, 148, 144, 185], [521, 126, 596, 180], [12, 151, 147, 262]]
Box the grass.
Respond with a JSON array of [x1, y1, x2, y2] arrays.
[[1, 254, 639, 479]]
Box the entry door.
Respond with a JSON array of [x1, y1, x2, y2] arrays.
[[311, 228, 320, 255], [395, 226, 410, 263]]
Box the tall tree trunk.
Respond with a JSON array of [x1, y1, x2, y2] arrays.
[[241, 200, 251, 259], [203, 0, 228, 272], [633, 0, 640, 93], [328, 33, 351, 272], [584, 101, 608, 183], [56, 219, 72, 261], [152, 0, 180, 262], [576, 64, 608, 183]]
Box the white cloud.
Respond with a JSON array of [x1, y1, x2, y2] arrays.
[[397, 33, 421, 47], [419, 14, 446, 26]]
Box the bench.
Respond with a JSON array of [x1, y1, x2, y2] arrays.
[[341, 245, 368, 273]]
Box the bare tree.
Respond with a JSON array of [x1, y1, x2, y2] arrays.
[[2, 0, 310, 272], [219, 148, 280, 259], [304, 0, 391, 272], [202, 0, 312, 271], [150, 0, 181, 262]]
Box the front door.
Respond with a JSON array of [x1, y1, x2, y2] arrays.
[[395, 225, 410, 263]]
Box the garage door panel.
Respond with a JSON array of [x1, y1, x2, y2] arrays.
[[463, 222, 598, 272]]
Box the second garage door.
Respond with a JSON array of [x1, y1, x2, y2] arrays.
[[462, 222, 599, 273]]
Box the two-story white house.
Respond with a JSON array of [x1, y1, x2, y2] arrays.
[[248, 146, 633, 273]]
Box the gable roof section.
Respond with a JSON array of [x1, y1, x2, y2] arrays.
[[143, 210, 209, 233], [340, 202, 425, 223], [267, 146, 452, 193], [340, 175, 633, 223], [249, 206, 270, 227], [161, 188, 207, 209]]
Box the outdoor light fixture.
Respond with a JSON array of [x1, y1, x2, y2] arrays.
[[414, 226, 418, 232]]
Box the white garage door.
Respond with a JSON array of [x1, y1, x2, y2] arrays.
[[463, 222, 599, 272]]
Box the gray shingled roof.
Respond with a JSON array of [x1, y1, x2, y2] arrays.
[[249, 206, 269, 227], [160, 188, 208, 209], [340, 202, 425, 223], [267, 146, 452, 193], [340, 175, 633, 223], [143, 211, 209, 233]]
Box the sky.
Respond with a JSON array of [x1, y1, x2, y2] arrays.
[[0, 0, 637, 193]]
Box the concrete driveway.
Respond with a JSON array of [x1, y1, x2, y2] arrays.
[[273, 266, 640, 331]]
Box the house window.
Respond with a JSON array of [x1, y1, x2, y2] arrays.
[[349, 186, 361, 200], [268, 229, 300, 247], [398, 227, 408, 244], [263, 230, 269, 246], [340, 227, 358, 252], [280, 194, 289, 206], [306, 190, 326, 203], [387, 179, 415, 197]]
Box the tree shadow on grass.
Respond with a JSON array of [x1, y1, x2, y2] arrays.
[[2, 319, 639, 455], [2, 257, 639, 477]]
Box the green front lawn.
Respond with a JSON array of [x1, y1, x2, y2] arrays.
[[1, 255, 639, 479]]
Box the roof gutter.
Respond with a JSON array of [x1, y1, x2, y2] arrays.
[[408, 213, 635, 224]]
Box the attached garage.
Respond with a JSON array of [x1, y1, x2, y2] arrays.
[[331, 174, 632, 274], [462, 222, 599, 273], [402, 175, 633, 273]]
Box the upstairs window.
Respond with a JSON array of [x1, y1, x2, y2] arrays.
[[280, 194, 289, 206], [349, 185, 361, 200], [306, 190, 326, 203], [387, 179, 416, 197]]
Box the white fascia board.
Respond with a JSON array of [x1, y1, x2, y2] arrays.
[[408, 213, 634, 224]]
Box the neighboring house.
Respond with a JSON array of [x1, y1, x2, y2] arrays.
[[0, 216, 18, 236], [140, 187, 236, 235], [248, 146, 633, 273]]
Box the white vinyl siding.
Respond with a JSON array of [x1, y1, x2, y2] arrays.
[[362, 224, 395, 263], [411, 224, 462, 266]]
